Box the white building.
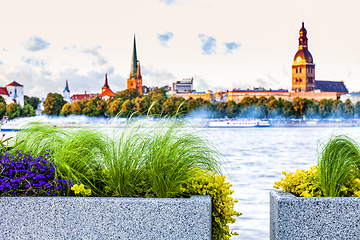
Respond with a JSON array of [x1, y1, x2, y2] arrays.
[[0, 81, 24, 107], [340, 92, 360, 104], [173, 77, 194, 93]]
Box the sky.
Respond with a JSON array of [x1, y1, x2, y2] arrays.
[[0, 0, 359, 99]]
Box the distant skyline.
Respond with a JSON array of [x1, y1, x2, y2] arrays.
[[0, 0, 359, 99]]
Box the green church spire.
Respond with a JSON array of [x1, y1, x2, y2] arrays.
[[130, 35, 138, 78]]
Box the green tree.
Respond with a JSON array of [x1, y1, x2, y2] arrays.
[[148, 101, 163, 116], [318, 99, 332, 118], [356, 101, 360, 118], [304, 99, 317, 118], [43, 93, 67, 116], [214, 102, 226, 118], [119, 99, 134, 117], [115, 88, 140, 101], [0, 102, 6, 119], [21, 104, 36, 117], [82, 97, 106, 117], [292, 97, 306, 118], [225, 100, 238, 118], [268, 99, 281, 118], [343, 99, 354, 119], [174, 97, 187, 116], [331, 100, 343, 118], [0, 95, 6, 104], [133, 96, 150, 115], [25, 95, 40, 110], [5, 103, 21, 120], [282, 100, 293, 118], [162, 98, 177, 116], [187, 98, 199, 113]]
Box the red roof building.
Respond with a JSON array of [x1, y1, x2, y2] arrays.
[[0, 87, 9, 96], [6, 81, 23, 87], [98, 73, 115, 100]]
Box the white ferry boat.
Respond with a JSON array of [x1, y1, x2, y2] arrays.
[[208, 119, 270, 128]]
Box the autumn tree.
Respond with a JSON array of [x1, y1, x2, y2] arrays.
[[60, 103, 72, 116], [43, 93, 67, 116], [292, 97, 306, 118]]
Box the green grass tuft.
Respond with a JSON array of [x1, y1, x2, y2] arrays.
[[317, 134, 360, 197]]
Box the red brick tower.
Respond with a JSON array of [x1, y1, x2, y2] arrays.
[[127, 35, 143, 94]]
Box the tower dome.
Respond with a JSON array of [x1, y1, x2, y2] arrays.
[[293, 49, 313, 63], [293, 22, 313, 64]]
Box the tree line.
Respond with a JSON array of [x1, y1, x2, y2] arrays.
[[42, 88, 360, 119], [0, 95, 38, 120]]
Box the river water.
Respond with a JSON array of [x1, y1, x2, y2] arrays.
[[203, 126, 360, 240]]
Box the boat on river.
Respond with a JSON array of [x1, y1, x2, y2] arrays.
[[208, 119, 270, 128]]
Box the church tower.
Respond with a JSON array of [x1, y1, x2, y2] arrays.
[[127, 35, 143, 94], [292, 22, 315, 92], [63, 79, 71, 103], [98, 73, 115, 101]]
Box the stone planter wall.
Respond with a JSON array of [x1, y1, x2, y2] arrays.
[[0, 195, 211, 240], [270, 190, 360, 239]]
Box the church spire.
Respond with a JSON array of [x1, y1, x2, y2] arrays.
[[104, 73, 109, 88], [64, 79, 70, 92], [130, 35, 138, 78], [298, 22, 308, 50]]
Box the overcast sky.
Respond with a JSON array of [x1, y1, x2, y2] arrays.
[[0, 0, 359, 99]]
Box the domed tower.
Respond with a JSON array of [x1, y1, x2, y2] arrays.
[[292, 22, 315, 92]]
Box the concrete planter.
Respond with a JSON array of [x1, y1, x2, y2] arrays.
[[270, 190, 360, 239], [0, 195, 211, 240]]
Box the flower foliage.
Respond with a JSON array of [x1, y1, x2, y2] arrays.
[[273, 166, 322, 197], [181, 169, 241, 240], [0, 150, 73, 196], [274, 166, 360, 197]]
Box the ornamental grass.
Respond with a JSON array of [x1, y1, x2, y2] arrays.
[[11, 118, 223, 198]]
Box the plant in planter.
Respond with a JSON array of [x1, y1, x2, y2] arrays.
[[271, 134, 360, 239], [2, 119, 240, 239]]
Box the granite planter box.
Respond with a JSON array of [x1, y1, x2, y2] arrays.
[[270, 190, 360, 239], [0, 195, 211, 240]]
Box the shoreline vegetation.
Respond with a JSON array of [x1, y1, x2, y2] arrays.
[[0, 118, 241, 239], [3, 87, 360, 122], [43, 88, 360, 120]]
